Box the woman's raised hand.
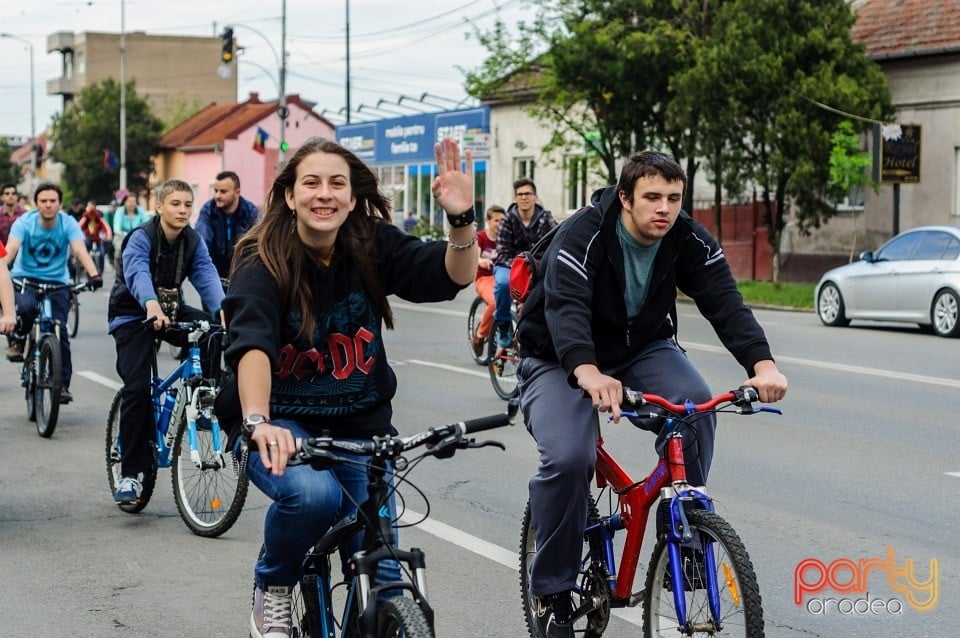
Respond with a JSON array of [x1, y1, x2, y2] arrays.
[[432, 137, 474, 214]]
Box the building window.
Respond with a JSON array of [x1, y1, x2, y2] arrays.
[[77, 51, 85, 74], [514, 157, 535, 181], [566, 155, 589, 211]]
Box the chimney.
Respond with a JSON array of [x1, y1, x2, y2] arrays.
[[248, 92, 261, 104]]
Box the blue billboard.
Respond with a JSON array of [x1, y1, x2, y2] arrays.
[[336, 106, 490, 165]]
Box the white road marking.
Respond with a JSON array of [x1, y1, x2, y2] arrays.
[[401, 508, 644, 626], [75, 370, 122, 391], [406, 359, 489, 379], [946, 472, 960, 478]]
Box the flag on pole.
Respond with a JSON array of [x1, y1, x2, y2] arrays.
[[103, 150, 119, 171], [252, 127, 269, 154]]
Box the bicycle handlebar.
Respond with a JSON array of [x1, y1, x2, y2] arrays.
[[141, 317, 226, 336], [620, 385, 781, 416], [291, 398, 519, 467], [16, 279, 92, 295]]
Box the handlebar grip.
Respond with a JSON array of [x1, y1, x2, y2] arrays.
[[461, 399, 518, 434], [739, 386, 759, 403]]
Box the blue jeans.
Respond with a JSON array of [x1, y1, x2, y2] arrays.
[[493, 264, 512, 324], [244, 418, 402, 590], [13, 279, 73, 388]]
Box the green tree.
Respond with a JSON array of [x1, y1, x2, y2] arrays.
[[0, 138, 19, 185], [49, 78, 164, 203], [466, 1, 714, 207], [694, 0, 892, 280]]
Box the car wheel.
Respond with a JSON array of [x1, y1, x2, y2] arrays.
[[931, 289, 960, 337], [817, 282, 850, 327]]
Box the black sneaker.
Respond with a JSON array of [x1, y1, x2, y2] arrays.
[[60, 388, 73, 404], [533, 591, 574, 638]]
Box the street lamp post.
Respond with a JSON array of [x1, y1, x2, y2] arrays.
[[119, 0, 127, 192], [1, 33, 37, 188]]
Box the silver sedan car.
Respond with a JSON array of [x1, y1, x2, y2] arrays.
[[815, 225, 960, 337]]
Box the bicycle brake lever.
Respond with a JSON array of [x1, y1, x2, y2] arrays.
[[467, 439, 505, 451]]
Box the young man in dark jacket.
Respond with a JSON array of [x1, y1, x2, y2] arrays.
[[108, 179, 225, 505], [516, 151, 788, 638], [195, 171, 261, 279]]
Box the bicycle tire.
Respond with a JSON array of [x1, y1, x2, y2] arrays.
[[643, 508, 764, 638], [519, 498, 609, 638], [377, 596, 433, 638], [67, 292, 79, 338], [35, 334, 62, 438], [171, 409, 249, 537], [105, 391, 158, 513], [487, 307, 520, 400], [23, 343, 36, 422], [467, 295, 490, 366]]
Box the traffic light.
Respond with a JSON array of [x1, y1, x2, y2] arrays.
[[221, 27, 235, 63], [279, 141, 289, 152]]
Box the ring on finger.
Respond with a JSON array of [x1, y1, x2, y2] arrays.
[[268, 440, 278, 446]]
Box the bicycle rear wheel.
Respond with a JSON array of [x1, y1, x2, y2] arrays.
[[467, 295, 490, 366], [171, 408, 249, 537], [35, 334, 62, 438], [377, 596, 433, 638], [519, 498, 610, 638], [643, 509, 763, 637], [105, 390, 158, 513], [487, 307, 520, 400], [67, 292, 79, 338]]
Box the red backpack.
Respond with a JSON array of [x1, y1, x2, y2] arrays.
[[508, 223, 562, 303]]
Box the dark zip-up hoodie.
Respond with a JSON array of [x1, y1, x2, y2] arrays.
[[517, 186, 773, 386]]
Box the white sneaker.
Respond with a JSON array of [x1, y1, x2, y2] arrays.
[[250, 585, 292, 638], [113, 476, 142, 504]]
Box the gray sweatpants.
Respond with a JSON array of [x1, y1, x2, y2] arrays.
[[518, 338, 716, 597]]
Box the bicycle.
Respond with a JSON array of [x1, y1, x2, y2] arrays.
[[487, 301, 520, 400], [66, 254, 87, 338], [105, 318, 249, 537], [268, 400, 518, 638], [16, 279, 91, 438], [519, 386, 781, 637]]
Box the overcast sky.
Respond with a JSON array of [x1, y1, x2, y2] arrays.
[[0, 0, 535, 138]]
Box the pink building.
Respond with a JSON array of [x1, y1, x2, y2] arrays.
[[152, 92, 335, 211]]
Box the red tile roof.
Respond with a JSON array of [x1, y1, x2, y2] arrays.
[[852, 0, 960, 59], [159, 93, 330, 150]]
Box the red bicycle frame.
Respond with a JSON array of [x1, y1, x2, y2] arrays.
[[592, 391, 738, 603]]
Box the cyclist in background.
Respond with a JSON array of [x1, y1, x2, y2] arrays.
[[1, 182, 24, 245], [3, 182, 103, 403], [80, 200, 113, 274], [515, 151, 788, 638], [492, 178, 557, 347], [195, 171, 260, 280], [112, 193, 150, 256], [471, 204, 505, 357], [107, 178, 224, 506], [222, 136, 477, 638]]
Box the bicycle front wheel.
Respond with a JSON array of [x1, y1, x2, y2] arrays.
[[643, 509, 763, 637], [67, 292, 79, 338], [377, 596, 433, 638], [105, 391, 158, 513], [467, 295, 490, 366], [23, 346, 36, 422], [35, 334, 62, 438], [171, 411, 249, 537]]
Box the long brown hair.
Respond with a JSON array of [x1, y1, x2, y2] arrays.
[[231, 137, 395, 339]]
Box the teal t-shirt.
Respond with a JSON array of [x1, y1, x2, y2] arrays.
[[617, 216, 660, 320], [10, 210, 84, 283]]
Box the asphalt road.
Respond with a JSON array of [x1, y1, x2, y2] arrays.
[[0, 270, 956, 637]]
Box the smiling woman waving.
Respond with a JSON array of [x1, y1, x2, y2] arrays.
[[221, 136, 477, 638]]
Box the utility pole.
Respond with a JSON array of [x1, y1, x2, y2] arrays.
[[279, 0, 288, 163], [345, 0, 351, 124], [119, 0, 128, 192]]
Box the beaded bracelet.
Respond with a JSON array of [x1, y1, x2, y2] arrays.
[[447, 234, 478, 251], [446, 207, 476, 228]]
